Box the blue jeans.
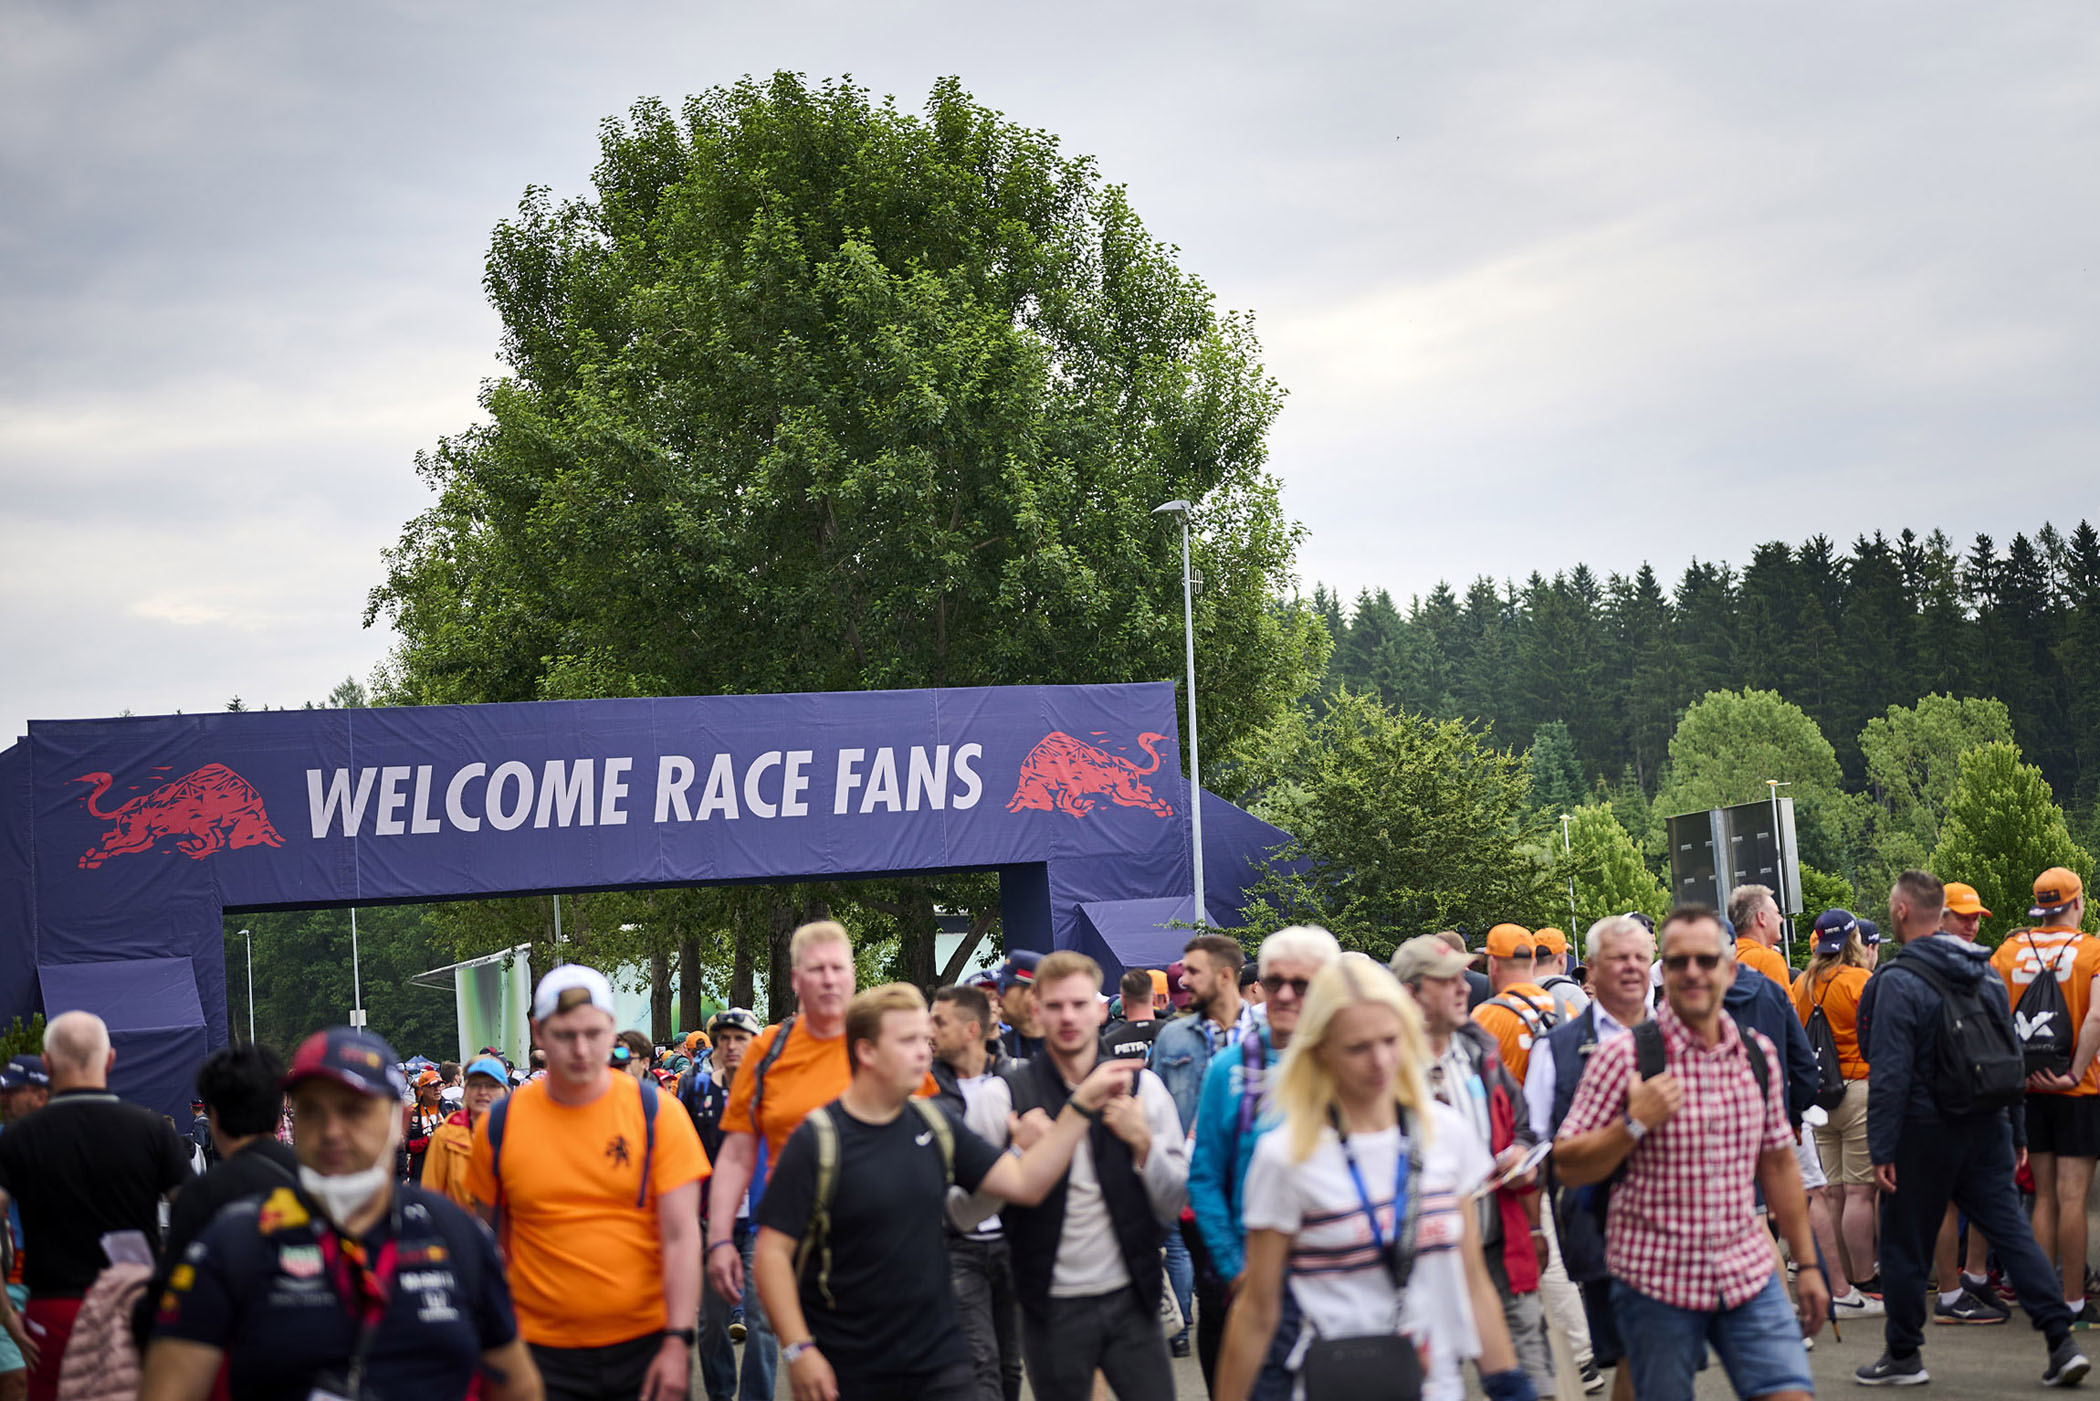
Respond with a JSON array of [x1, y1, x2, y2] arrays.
[[1163, 1225, 1195, 1344], [700, 1221, 776, 1401], [1611, 1270, 1812, 1400]]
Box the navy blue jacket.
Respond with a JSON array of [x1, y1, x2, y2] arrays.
[[1724, 965, 1820, 1130], [1862, 934, 2020, 1164]]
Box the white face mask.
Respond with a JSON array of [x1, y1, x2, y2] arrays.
[[298, 1120, 399, 1227]]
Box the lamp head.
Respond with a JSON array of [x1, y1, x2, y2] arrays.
[[1152, 500, 1192, 516]]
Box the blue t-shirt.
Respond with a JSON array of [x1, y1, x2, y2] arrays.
[[154, 1182, 515, 1401]]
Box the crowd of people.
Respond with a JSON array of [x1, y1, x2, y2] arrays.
[[0, 865, 2092, 1399]]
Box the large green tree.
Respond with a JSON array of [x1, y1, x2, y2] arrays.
[[1240, 691, 1554, 958], [1930, 742, 2094, 945], [365, 73, 1327, 997], [1552, 803, 1669, 934], [1855, 694, 2014, 909], [1656, 688, 1855, 873]]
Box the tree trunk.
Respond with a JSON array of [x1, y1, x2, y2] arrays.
[[766, 900, 798, 1023], [939, 908, 1001, 985], [896, 882, 938, 992], [732, 910, 757, 1011], [678, 936, 705, 1033], [649, 949, 673, 1045]]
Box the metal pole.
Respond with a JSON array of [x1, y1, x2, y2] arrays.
[[350, 907, 364, 1028], [1768, 779, 1789, 965], [1179, 513, 1206, 926], [241, 929, 254, 1042], [553, 893, 563, 944], [1561, 814, 1577, 928]]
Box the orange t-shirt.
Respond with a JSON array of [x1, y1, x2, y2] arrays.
[[1991, 927, 2100, 1096], [1791, 966, 1870, 1080], [467, 1072, 709, 1347], [720, 1019, 940, 1177], [1736, 938, 1791, 989], [1471, 984, 1558, 1082]]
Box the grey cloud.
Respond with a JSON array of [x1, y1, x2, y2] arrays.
[[3, 0, 2095, 737]]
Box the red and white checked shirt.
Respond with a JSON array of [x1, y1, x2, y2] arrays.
[[1556, 1000, 1792, 1312]]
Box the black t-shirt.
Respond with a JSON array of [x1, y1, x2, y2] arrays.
[[1099, 1018, 1164, 1062], [137, 1138, 303, 1341], [0, 1089, 192, 1296], [755, 1098, 1004, 1383], [154, 1182, 515, 1401]]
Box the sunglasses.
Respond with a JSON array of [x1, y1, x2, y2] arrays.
[[1260, 974, 1311, 997], [1661, 952, 1723, 973]]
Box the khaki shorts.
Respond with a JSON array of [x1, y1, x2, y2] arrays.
[[1812, 1078, 1872, 1185]]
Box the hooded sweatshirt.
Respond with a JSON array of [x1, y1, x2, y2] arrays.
[[1861, 933, 2020, 1164]]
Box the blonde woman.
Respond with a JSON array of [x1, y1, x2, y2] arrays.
[[1214, 954, 1535, 1401], [1789, 908, 1879, 1313]]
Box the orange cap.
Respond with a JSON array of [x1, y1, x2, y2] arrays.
[[1485, 924, 1536, 959], [1943, 882, 1991, 918], [1533, 927, 1567, 956], [2033, 867, 2085, 919], [1148, 969, 1169, 997]]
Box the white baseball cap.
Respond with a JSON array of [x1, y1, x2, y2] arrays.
[[533, 963, 617, 1021]]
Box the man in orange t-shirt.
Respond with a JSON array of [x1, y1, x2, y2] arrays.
[[1989, 868, 2100, 1319], [1470, 923, 1560, 1081], [705, 920, 937, 1314], [1728, 882, 1794, 989], [468, 963, 708, 1400]]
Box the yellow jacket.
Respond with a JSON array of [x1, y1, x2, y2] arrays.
[[420, 1110, 476, 1207]]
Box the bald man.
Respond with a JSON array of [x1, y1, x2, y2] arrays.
[[0, 1012, 191, 1401]]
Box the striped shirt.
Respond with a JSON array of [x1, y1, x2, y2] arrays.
[[1241, 1099, 1492, 1401]]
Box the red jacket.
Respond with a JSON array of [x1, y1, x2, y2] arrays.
[[1454, 1021, 1541, 1293]]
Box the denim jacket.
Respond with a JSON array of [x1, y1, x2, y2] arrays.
[[1149, 1005, 1257, 1132]]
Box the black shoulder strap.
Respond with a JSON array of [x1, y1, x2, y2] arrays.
[[749, 1015, 797, 1130], [1632, 1018, 1666, 1080], [1731, 1014, 1771, 1102]]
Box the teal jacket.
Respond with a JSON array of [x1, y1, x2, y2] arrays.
[[1186, 1023, 1278, 1283]]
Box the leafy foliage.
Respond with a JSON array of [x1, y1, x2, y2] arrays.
[[1240, 691, 1554, 958], [0, 1015, 45, 1062], [361, 72, 1329, 1007], [225, 907, 458, 1061], [1656, 688, 1854, 872], [1554, 804, 1669, 933], [1316, 524, 2100, 822], [1930, 742, 2095, 945]]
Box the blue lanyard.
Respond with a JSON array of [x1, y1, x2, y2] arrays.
[[1333, 1109, 1418, 1273]]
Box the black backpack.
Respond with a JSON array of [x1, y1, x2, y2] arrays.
[[2011, 933, 2077, 1076], [1888, 959, 2026, 1117], [1801, 975, 1851, 1112]]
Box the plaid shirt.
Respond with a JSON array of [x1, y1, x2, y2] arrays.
[[1557, 1000, 1791, 1311]]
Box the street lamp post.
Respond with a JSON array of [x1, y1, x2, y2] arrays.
[[1560, 814, 1577, 929], [239, 928, 254, 1042], [1153, 500, 1205, 926], [1766, 779, 1794, 964], [349, 907, 365, 1029]]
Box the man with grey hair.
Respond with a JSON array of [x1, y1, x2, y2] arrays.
[[1529, 915, 1655, 1400], [0, 1011, 191, 1399], [1187, 924, 1340, 1395]]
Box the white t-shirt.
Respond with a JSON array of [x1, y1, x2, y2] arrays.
[[1241, 1099, 1492, 1401]]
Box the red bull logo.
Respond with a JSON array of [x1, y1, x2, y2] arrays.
[[73, 763, 285, 870], [1006, 731, 1174, 818]]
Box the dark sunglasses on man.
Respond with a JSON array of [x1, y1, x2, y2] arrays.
[[1260, 973, 1310, 998], [1660, 951, 1723, 972]]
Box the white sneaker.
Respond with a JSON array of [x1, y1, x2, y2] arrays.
[[1834, 1289, 1887, 1319]]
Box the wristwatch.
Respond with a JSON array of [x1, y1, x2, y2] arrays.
[[1622, 1112, 1649, 1142], [664, 1327, 696, 1347], [1070, 1099, 1101, 1122], [782, 1340, 817, 1365]]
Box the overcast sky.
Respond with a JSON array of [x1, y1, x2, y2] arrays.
[[4, 1, 2095, 740]]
